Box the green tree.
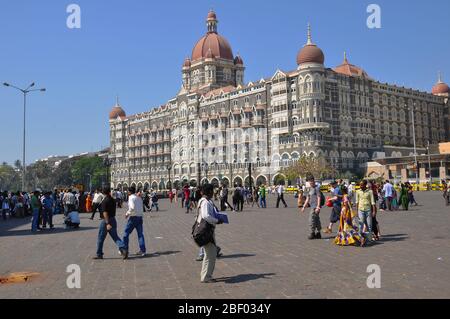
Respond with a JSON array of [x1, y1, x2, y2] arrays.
[[281, 154, 336, 182], [0, 163, 21, 191], [25, 161, 53, 191], [53, 158, 76, 188], [71, 156, 106, 189]]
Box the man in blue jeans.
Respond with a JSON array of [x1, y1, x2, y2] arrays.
[[93, 187, 128, 260], [123, 186, 146, 257], [355, 180, 376, 246], [30, 191, 41, 232]]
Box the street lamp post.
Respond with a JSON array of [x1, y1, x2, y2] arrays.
[[410, 103, 419, 187], [3, 82, 46, 191], [103, 157, 112, 188], [202, 162, 209, 185], [167, 164, 172, 190], [87, 174, 92, 193], [427, 141, 432, 186]]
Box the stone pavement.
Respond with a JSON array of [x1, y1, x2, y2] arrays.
[[1, 192, 450, 299]]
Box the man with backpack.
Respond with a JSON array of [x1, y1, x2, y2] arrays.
[[232, 184, 243, 212], [301, 176, 323, 240]]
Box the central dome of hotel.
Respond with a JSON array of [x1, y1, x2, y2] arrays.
[[191, 10, 234, 62]]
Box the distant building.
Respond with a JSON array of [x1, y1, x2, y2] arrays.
[[363, 142, 450, 182], [35, 155, 69, 169], [108, 10, 450, 191]]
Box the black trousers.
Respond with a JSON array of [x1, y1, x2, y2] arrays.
[[276, 194, 287, 208], [220, 196, 234, 211], [91, 203, 102, 219]]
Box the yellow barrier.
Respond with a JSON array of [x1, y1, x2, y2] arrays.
[[287, 183, 445, 193]]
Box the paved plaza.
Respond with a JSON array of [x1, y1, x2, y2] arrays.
[[0, 192, 449, 299]]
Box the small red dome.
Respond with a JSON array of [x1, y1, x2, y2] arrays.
[[297, 44, 325, 65], [432, 82, 450, 95], [234, 55, 244, 65], [109, 105, 126, 120], [297, 24, 325, 66], [333, 53, 369, 78], [183, 57, 191, 68]]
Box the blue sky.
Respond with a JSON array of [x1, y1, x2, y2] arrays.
[[0, 0, 449, 165]]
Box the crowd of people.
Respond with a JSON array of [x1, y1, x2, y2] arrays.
[[2, 177, 449, 284]]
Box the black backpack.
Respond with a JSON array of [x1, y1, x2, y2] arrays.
[[191, 199, 215, 247]]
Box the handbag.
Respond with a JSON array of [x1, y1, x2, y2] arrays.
[[192, 199, 214, 247], [326, 197, 334, 208], [192, 219, 214, 247]]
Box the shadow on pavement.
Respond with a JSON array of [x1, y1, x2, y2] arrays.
[[0, 227, 98, 237], [367, 234, 409, 245], [380, 234, 409, 242], [154, 250, 181, 256], [216, 273, 276, 284], [219, 253, 256, 259]]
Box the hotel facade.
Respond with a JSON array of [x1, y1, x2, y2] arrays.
[[108, 11, 450, 191]]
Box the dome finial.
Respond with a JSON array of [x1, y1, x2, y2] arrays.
[[344, 51, 348, 63], [207, 9, 218, 33], [306, 23, 313, 45], [438, 71, 443, 83], [115, 95, 120, 106]]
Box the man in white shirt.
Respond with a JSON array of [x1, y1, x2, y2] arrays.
[[275, 183, 288, 208], [122, 186, 146, 257], [196, 184, 223, 283], [90, 189, 104, 220], [382, 180, 394, 211], [63, 189, 76, 216]]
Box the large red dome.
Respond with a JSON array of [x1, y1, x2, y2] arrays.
[[191, 10, 234, 62], [192, 32, 234, 62]]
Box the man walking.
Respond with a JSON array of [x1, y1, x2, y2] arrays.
[[382, 180, 394, 211], [355, 180, 376, 246], [123, 186, 146, 257], [219, 184, 234, 211], [90, 189, 104, 220], [41, 192, 54, 229], [30, 191, 42, 232], [301, 177, 322, 240], [93, 187, 128, 260], [324, 180, 342, 234], [259, 184, 267, 208], [275, 183, 288, 208]]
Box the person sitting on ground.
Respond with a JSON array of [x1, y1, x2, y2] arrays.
[[65, 210, 80, 229]]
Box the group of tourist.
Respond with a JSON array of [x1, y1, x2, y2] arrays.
[[173, 182, 288, 215], [2, 176, 450, 285]]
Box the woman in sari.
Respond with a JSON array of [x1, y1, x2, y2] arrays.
[[399, 184, 409, 211], [335, 186, 361, 246], [85, 193, 93, 213]]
